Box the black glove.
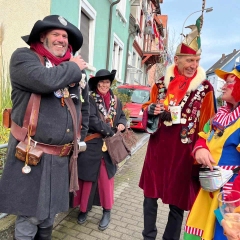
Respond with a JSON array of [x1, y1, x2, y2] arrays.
[[159, 110, 172, 122], [109, 128, 116, 137], [148, 103, 157, 116]]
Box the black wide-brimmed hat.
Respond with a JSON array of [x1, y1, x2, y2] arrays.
[[89, 69, 117, 91], [21, 15, 83, 54]]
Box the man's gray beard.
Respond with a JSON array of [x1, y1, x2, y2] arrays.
[[45, 38, 66, 57]]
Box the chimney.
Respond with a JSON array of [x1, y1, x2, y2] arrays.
[[233, 49, 237, 53], [222, 54, 225, 58]]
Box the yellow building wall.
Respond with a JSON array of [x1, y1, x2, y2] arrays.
[[0, 0, 50, 65]]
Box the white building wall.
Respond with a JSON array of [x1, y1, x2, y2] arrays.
[[208, 74, 225, 98]]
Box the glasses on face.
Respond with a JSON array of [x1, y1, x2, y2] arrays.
[[223, 81, 236, 86], [98, 80, 111, 85]]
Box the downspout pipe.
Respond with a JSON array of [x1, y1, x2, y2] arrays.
[[106, 0, 121, 69], [124, 25, 139, 84]]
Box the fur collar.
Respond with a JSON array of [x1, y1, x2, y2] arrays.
[[164, 64, 206, 92]]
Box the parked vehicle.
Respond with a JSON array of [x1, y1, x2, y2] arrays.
[[117, 84, 151, 130]]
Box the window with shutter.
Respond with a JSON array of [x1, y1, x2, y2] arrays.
[[80, 12, 89, 63], [112, 34, 124, 81]]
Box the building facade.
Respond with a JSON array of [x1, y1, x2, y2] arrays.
[[126, 0, 168, 86], [0, 0, 168, 88]]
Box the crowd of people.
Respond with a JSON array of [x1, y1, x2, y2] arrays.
[[0, 13, 240, 240]]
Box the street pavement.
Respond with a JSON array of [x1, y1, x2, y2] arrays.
[[0, 133, 188, 240], [51, 138, 188, 240]]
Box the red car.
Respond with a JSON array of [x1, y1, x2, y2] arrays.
[[117, 84, 151, 130]]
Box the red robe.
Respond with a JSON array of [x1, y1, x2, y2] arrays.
[[139, 65, 216, 210]]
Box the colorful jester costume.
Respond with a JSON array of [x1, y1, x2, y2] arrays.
[[184, 68, 240, 240]]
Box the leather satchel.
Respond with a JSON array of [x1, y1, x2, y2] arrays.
[[121, 127, 138, 150], [96, 94, 135, 164], [104, 131, 131, 165]]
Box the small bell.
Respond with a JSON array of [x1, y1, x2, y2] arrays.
[[22, 164, 31, 174], [102, 141, 107, 152]]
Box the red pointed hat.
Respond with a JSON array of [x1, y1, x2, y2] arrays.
[[175, 16, 202, 56]]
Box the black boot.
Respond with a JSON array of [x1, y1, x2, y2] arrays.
[[98, 209, 111, 231], [34, 225, 53, 240], [77, 211, 88, 224]]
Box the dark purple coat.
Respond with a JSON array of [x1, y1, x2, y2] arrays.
[[139, 66, 216, 211]]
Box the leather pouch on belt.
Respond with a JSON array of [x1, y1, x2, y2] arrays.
[[15, 141, 43, 166], [3, 108, 12, 128]]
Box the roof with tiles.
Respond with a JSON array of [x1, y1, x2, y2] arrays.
[[206, 49, 240, 75]]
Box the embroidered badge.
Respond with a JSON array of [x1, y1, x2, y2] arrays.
[[54, 89, 64, 98], [197, 84, 204, 92], [180, 126, 189, 144], [58, 16, 67, 26]]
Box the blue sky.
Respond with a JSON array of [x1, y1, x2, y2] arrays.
[[161, 0, 240, 71]]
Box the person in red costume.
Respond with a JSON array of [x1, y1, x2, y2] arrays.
[[138, 14, 216, 240]]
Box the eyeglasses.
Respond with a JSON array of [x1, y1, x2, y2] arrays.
[[223, 81, 236, 86], [98, 80, 111, 85]]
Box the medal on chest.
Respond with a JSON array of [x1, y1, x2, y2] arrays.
[[180, 126, 190, 144]]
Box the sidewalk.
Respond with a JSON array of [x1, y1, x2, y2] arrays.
[[0, 134, 187, 240], [51, 139, 187, 240]]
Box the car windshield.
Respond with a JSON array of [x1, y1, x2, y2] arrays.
[[117, 88, 150, 103]]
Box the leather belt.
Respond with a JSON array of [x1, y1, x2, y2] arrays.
[[28, 138, 73, 157], [84, 133, 102, 142], [11, 120, 73, 157], [11, 121, 28, 142]]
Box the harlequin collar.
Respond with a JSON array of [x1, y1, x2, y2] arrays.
[[213, 105, 240, 127]]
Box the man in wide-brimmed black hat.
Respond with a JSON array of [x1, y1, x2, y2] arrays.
[[0, 15, 90, 239]]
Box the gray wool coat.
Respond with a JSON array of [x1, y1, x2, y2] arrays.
[[0, 48, 89, 220]]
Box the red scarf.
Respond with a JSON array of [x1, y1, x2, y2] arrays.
[[30, 42, 72, 66], [97, 89, 111, 110], [163, 66, 197, 108]]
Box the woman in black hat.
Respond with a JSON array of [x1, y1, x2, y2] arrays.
[[73, 69, 127, 231]]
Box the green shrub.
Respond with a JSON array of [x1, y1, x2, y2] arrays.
[[0, 58, 12, 144], [111, 79, 131, 119]]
